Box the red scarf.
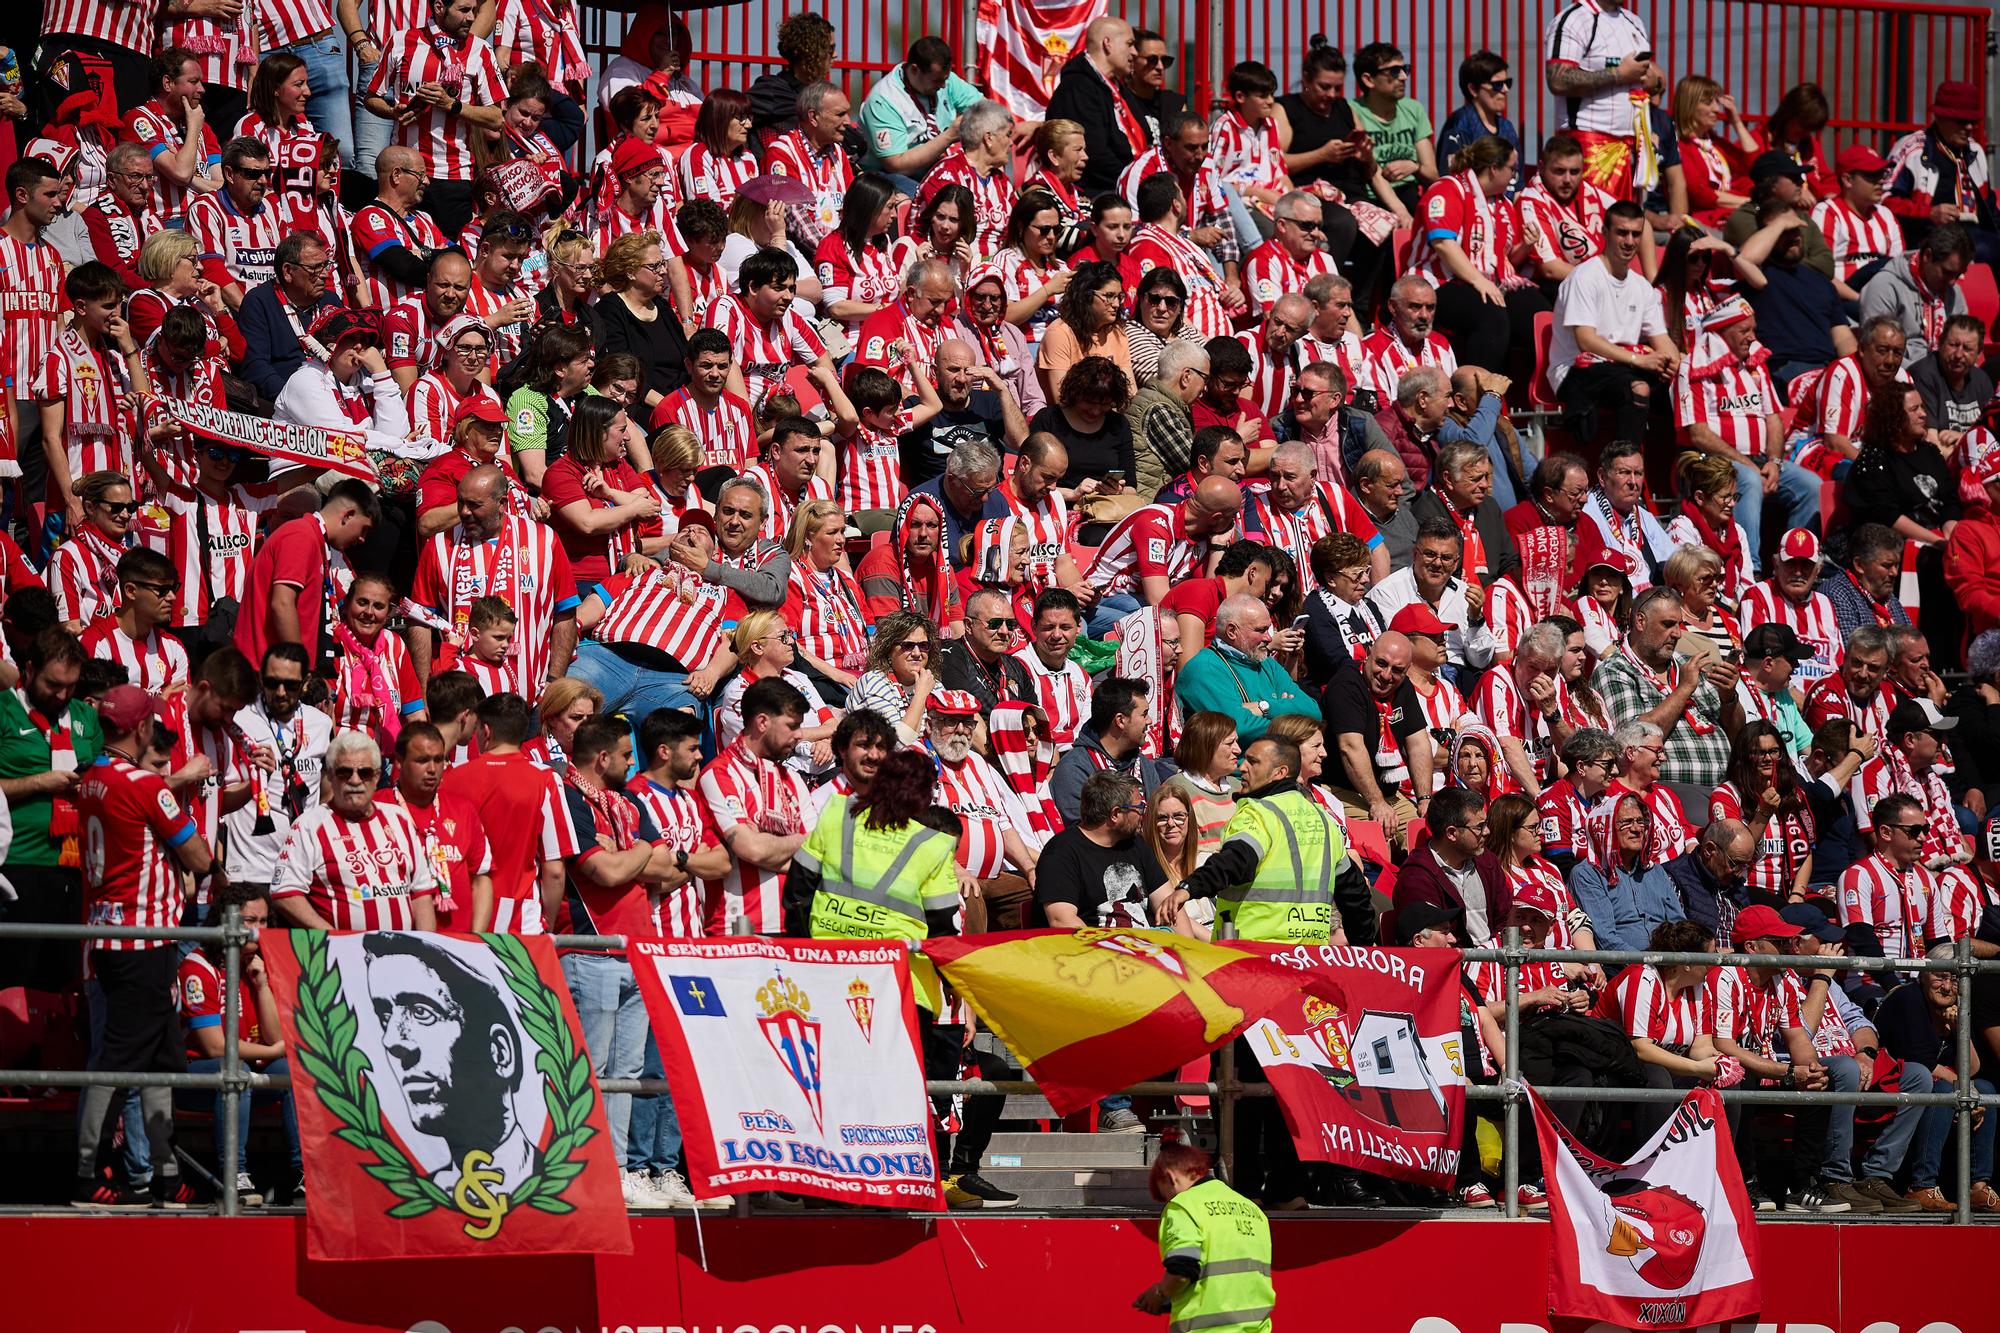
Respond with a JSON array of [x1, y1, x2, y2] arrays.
[[1910, 254, 1948, 351], [1620, 648, 1716, 735], [1434, 487, 1487, 581], [1087, 57, 1148, 156], [24, 699, 77, 865], [1515, 504, 1572, 620], [565, 766, 639, 850], [1677, 498, 1742, 586]]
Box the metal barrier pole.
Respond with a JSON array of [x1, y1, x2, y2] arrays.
[[958, 0, 979, 91], [1956, 936, 1975, 1226], [1216, 920, 1237, 1186], [219, 904, 243, 1218], [1501, 925, 1521, 1220]]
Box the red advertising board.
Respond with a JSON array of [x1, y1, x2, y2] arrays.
[[0, 1215, 1988, 1332]]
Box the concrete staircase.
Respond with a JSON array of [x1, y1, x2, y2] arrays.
[[978, 1129, 1156, 1210]]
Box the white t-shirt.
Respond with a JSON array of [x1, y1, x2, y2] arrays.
[[1548, 255, 1666, 390], [221, 701, 334, 884], [1543, 0, 1652, 136]]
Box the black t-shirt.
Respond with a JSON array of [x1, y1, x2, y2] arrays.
[[901, 395, 1007, 486], [1034, 828, 1167, 928], [1278, 92, 1369, 197], [1874, 980, 1948, 1067], [1028, 403, 1137, 489], [1912, 355, 1995, 438], [1845, 441, 1961, 534], [1320, 660, 1426, 789]]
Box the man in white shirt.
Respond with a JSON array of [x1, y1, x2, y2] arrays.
[[222, 644, 331, 894], [1549, 200, 1680, 446], [1542, 0, 1665, 200], [1366, 517, 1497, 683]]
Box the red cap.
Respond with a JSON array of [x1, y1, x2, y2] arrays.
[[1933, 80, 1983, 123], [1388, 603, 1450, 640], [1512, 879, 1561, 920], [927, 689, 983, 717], [95, 684, 156, 734], [1778, 527, 1822, 564], [672, 509, 718, 538], [449, 394, 506, 429], [1730, 903, 1805, 947], [1835, 143, 1890, 176], [610, 137, 664, 182]]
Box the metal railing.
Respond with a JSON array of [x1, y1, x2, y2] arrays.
[[4, 917, 1997, 1222]]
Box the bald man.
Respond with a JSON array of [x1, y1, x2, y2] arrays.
[[1241, 292, 1316, 420], [1082, 473, 1242, 635], [903, 336, 1028, 485], [1044, 17, 1144, 194], [1322, 629, 1432, 840], [352, 144, 450, 311]]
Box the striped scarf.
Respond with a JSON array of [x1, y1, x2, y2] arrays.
[[987, 703, 1061, 836]]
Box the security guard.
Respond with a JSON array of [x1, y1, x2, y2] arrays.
[[1163, 734, 1346, 945], [1134, 1143, 1275, 1333]]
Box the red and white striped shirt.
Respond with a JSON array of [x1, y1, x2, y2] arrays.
[[1004, 481, 1070, 591], [407, 372, 501, 441], [698, 739, 812, 935], [588, 561, 733, 672], [381, 294, 452, 376], [783, 559, 868, 677], [80, 754, 197, 949], [1299, 327, 1365, 393], [1086, 502, 1213, 598], [448, 648, 521, 701], [463, 274, 531, 369], [232, 110, 321, 196], [271, 801, 436, 931], [410, 515, 582, 691], [1117, 148, 1230, 225], [166, 6, 258, 89], [624, 774, 717, 937], [366, 22, 508, 182], [1811, 198, 1903, 286], [1240, 480, 1374, 596], [350, 202, 449, 311], [1128, 223, 1232, 341], [123, 101, 223, 224], [1410, 675, 1470, 749], [589, 200, 662, 258], [1740, 581, 1844, 684], [933, 750, 1038, 879], [36, 329, 132, 487], [1516, 178, 1616, 275], [48, 526, 128, 625], [81, 618, 190, 692], [492, 0, 590, 84], [1595, 964, 1714, 1047], [161, 485, 267, 627], [1838, 852, 1935, 960], [1011, 646, 1090, 745], [1208, 109, 1287, 197], [1241, 238, 1338, 320], [324, 628, 423, 742], [836, 420, 908, 515], [186, 190, 284, 291], [918, 145, 1018, 258], [738, 460, 833, 543], [157, 691, 248, 855], [704, 292, 827, 411], [678, 141, 761, 212], [814, 234, 901, 339], [1709, 780, 1814, 898], [1675, 347, 1780, 456], [1852, 749, 1962, 866], [1358, 327, 1458, 401], [1472, 667, 1558, 787], [852, 301, 943, 397], [0, 233, 66, 399], [1927, 865, 1995, 947], [764, 130, 854, 248], [1409, 172, 1519, 286], [1234, 329, 1295, 421], [992, 248, 1069, 346], [45, 0, 158, 53], [253, 0, 333, 49], [1803, 673, 1894, 740], [655, 387, 755, 472]]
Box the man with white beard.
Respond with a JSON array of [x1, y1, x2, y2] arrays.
[[925, 691, 1042, 926]]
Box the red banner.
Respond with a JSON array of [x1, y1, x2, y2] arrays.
[[1242, 943, 1471, 1189], [153, 396, 377, 480], [262, 929, 631, 1261]]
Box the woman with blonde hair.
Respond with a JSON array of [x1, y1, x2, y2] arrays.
[[1023, 120, 1091, 255], [129, 228, 236, 353], [1663, 450, 1752, 609], [1662, 542, 1740, 651], [598, 230, 687, 414], [526, 675, 603, 769], [713, 608, 840, 774], [649, 423, 709, 524], [781, 498, 868, 702], [720, 191, 823, 306], [532, 225, 604, 338], [1673, 75, 1759, 226]]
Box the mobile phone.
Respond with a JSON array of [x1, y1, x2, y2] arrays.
[[1347, 129, 1371, 145], [1292, 613, 1311, 629], [1634, 49, 1654, 62]]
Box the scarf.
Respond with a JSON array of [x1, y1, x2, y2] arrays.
[[1112, 604, 1179, 760], [1620, 645, 1715, 735], [1677, 498, 1743, 587], [987, 702, 1061, 836], [1877, 744, 1964, 867], [888, 491, 956, 625], [1433, 486, 1488, 582], [1909, 253, 1948, 352], [23, 695, 77, 865], [565, 766, 639, 851], [965, 515, 1022, 589], [1585, 778, 1661, 876], [1086, 55, 1149, 156], [1457, 169, 1499, 277], [1515, 504, 1572, 620], [331, 620, 404, 742], [1448, 722, 1508, 798]]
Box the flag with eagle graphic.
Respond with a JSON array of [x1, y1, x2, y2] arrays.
[[1533, 1085, 1761, 1329], [262, 930, 630, 1261], [631, 936, 942, 1210]]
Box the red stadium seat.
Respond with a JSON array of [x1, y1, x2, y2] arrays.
[[1962, 263, 2000, 353], [1530, 310, 1558, 411], [1391, 225, 1413, 278]]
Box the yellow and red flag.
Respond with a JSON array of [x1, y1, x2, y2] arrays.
[[922, 928, 1325, 1115]]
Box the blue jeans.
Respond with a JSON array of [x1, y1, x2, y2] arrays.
[[1909, 1074, 1997, 1189], [1823, 1053, 1927, 1182], [280, 32, 356, 172], [1221, 182, 1265, 255], [1086, 591, 1141, 639], [562, 952, 649, 1161], [352, 53, 392, 177], [1730, 456, 1822, 575], [178, 1056, 302, 1176], [81, 975, 149, 1183], [567, 640, 709, 727], [625, 1032, 685, 1174]]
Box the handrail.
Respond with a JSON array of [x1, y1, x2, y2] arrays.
[[3, 920, 1989, 1218]]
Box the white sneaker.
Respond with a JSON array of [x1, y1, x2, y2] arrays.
[[621, 1169, 659, 1210], [652, 1170, 697, 1207], [233, 1172, 265, 1208]]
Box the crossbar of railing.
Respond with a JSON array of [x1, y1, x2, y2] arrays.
[[9, 920, 1992, 1220]]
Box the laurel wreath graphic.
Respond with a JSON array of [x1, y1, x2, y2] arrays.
[[289, 930, 601, 1234]]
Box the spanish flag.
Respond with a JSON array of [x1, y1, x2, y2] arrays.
[[923, 929, 1321, 1115]]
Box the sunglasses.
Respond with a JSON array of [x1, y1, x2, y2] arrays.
[[231, 166, 272, 180], [1884, 823, 1928, 836], [128, 580, 176, 596], [331, 765, 375, 780], [1281, 216, 1326, 233], [262, 675, 302, 691], [95, 501, 140, 515], [981, 616, 1014, 631], [1139, 54, 1175, 68], [203, 446, 245, 463], [1483, 77, 1514, 90], [1029, 222, 1061, 236], [1374, 64, 1409, 78], [757, 630, 797, 645], [1143, 292, 1184, 306], [897, 639, 933, 653]]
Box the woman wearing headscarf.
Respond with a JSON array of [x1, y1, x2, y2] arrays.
[[1570, 788, 1686, 953], [956, 515, 1035, 630], [856, 491, 963, 635]]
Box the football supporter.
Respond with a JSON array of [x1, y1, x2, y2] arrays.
[[915, 99, 1017, 259], [324, 571, 426, 746], [125, 49, 225, 225], [1471, 621, 1570, 799], [653, 330, 756, 475], [1516, 134, 1618, 291], [925, 689, 1042, 901], [625, 707, 732, 937], [571, 510, 736, 722], [138, 427, 298, 642], [1083, 475, 1242, 635], [72, 684, 210, 1210], [856, 491, 960, 633], [38, 263, 145, 531], [82, 142, 165, 289], [0, 628, 101, 991], [350, 145, 449, 312], [806, 708, 894, 818], [1592, 919, 1727, 1142], [1548, 201, 1679, 445], [1391, 786, 1507, 947], [1536, 725, 1616, 875], [1594, 587, 1737, 800], [1126, 173, 1238, 343], [1359, 275, 1456, 405], [703, 245, 834, 411], [1365, 518, 1496, 677], [222, 644, 330, 898], [856, 36, 981, 185], [780, 498, 868, 703], [48, 471, 139, 630], [236, 231, 343, 405], [1047, 676, 1179, 826], [382, 249, 472, 393], [1409, 437, 1516, 589], [1875, 953, 1998, 1213], [407, 321, 503, 460], [677, 88, 761, 213], [1234, 296, 1311, 426], [1789, 316, 1908, 475], [699, 674, 813, 935], [1321, 631, 1432, 838], [834, 364, 936, 529], [0, 157, 71, 497], [1812, 144, 1902, 299], [233, 477, 378, 671], [1409, 135, 1546, 374], [362, 0, 508, 236], [271, 730, 436, 930], [1851, 700, 1965, 873], [433, 597, 520, 699], [1706, 720, 1815, 902], [596, 231, 690, 417], [541, 395, 665, 591], [185, 137, 284, 309], [81, 548, 188, 692], [436, 691, 581, 932], [765, 81, 855, 253], [1241, 192, 1337, 320], [901, 337, 1028, 488], [1745, 528, 1846, 687]]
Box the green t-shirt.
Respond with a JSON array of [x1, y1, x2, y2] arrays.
[[506, 386, 554, 456], [1349, 96, 1433, 170], [0, 691, 104, 867], [858, 66, 985, 169]]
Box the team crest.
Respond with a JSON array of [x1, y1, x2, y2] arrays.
[[845, 976, 876, 1041], [757, 973, 825, 1131]]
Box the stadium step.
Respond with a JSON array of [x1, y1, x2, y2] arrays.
[[980, 1131, 1152, 1170], [973, 1165, 1158, 1210]]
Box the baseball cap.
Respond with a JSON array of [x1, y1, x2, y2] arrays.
[[1393, 901, 1457, 945], [306, 306, 380, 351], [1780, 902, 1845, 944], [95, 684, 156, 733], [1835, 143, 1890, 176], [1511, 880, 1560, 921], [927, 689, 982, 717], [1750, 150, 1809, 184], [1388, 603, 1450, 640], [1886, 698, 1957, 740], [1730, 903, 1804, 947], [1743, 622, 1811, 663], [448, 394, 507, 430], [610, 137, 665, 181], [672, 509, 718, 539], [1777, 527, 1821, 564]]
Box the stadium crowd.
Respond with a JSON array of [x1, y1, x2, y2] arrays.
[[0, 0, 1993, 1224]]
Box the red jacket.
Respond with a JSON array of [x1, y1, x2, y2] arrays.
[[1390, 844, 1513, 948], [1946, 508, 2000, 645]]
